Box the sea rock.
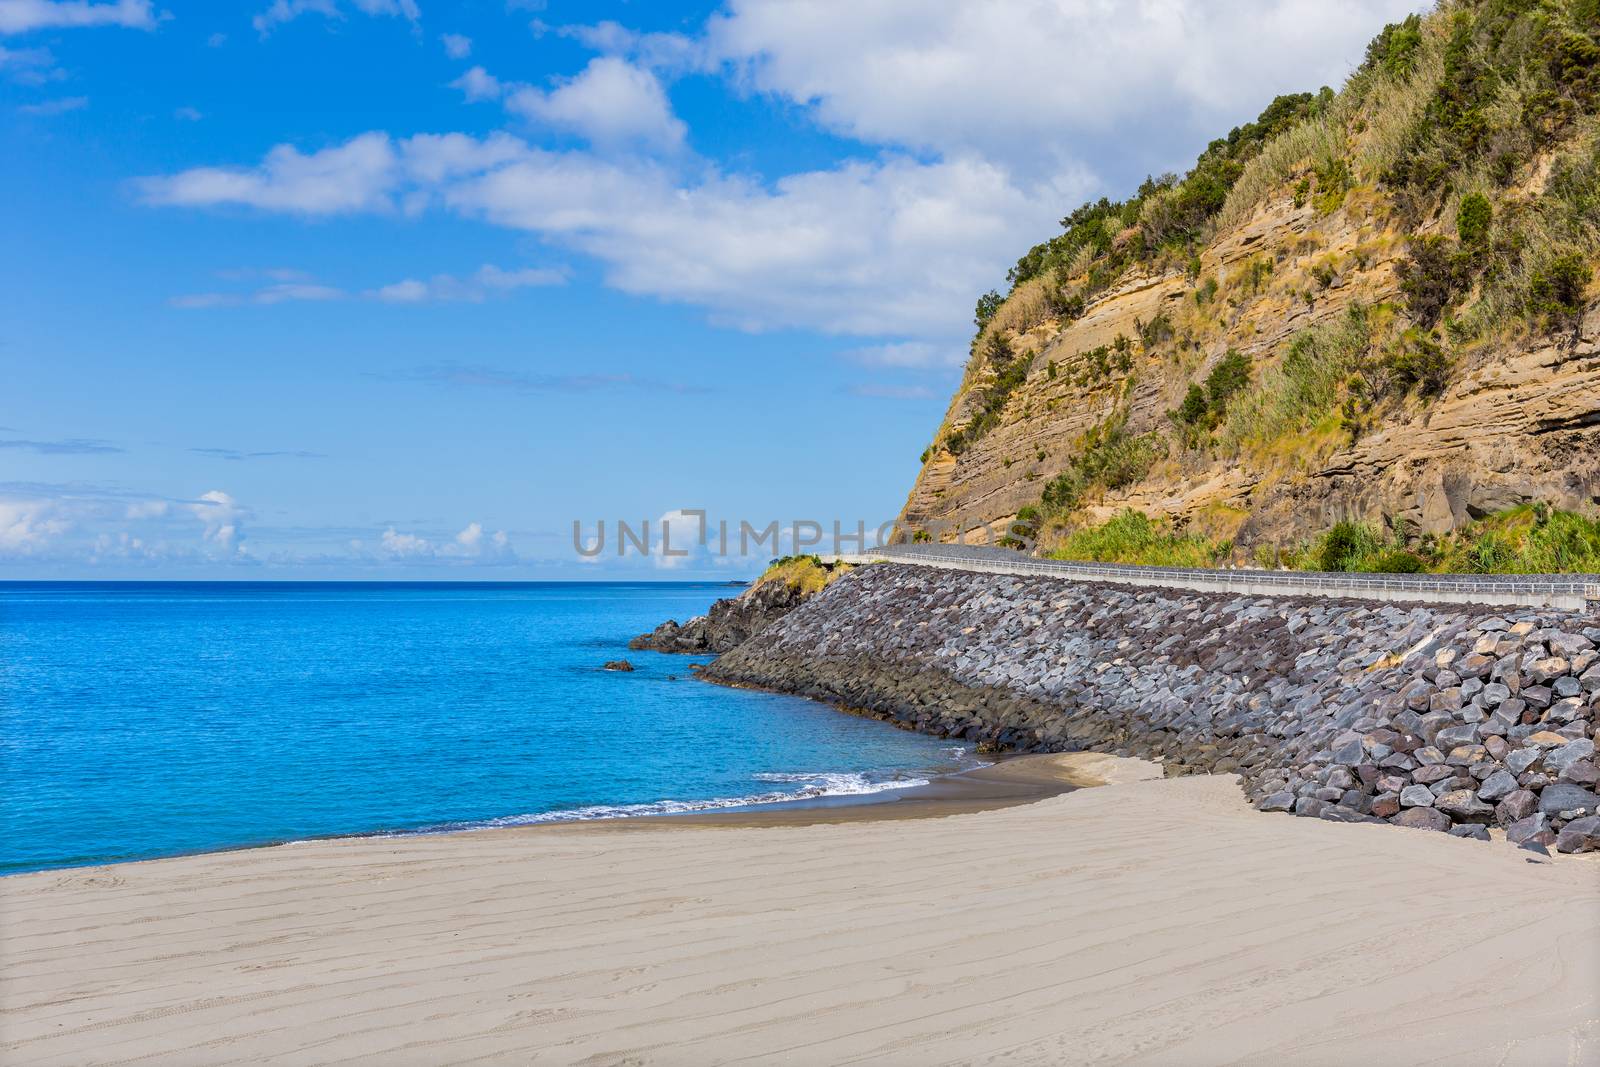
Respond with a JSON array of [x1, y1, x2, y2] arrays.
[[601, 659, 636, 672]]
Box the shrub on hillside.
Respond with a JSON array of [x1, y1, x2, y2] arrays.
[[1395, 235, 1465, 328]]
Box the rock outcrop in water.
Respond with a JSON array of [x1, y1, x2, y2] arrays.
[[707, 564, 1600, 852], [629, 574, 818, 654]]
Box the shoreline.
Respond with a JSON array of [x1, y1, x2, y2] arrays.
[[5, 766, 1595, 1064], [1, 745, 1100, 880]]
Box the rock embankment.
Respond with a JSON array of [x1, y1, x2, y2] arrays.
[[629, 576, 816, 654], [706, 564, 1600, 852]]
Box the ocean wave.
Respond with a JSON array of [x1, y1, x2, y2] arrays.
[[389, 768, 961, 836]]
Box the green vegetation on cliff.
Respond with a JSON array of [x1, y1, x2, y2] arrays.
[[919, 0, 1600, 565], [1047, 505, 1600, 574], [757, 555, 851, 596]]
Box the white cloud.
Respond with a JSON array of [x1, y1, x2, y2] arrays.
[[174, 105, 201, 120], [17, 93, 84, 114], [170, 282, 345, 307], [0, 499, 70, 552], [253, 0, 419, 36], [504, 57, 685, 151], [450, 64, 501, 101], [370, 263, 567, 302], [376, 520, 513, 561], [188, 489, 247, 555], [172, 262, 563, 308], [440, 31, 468, 58], [446, 146, 1076, 337], [145, 130, 1077, 338], [849, 383, 936, 400], [704, 0, 1423, 180], [0, 43, 63, 82], [138, 131, 399, 215], [0, 0, 154, 34], [206, 30, 225, 46], [555, 21, 702, 75], [842, 341, 960, 368]]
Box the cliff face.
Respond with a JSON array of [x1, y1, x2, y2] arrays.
[[900, 194, 1600, 549], [899, 1, 1600, 556]]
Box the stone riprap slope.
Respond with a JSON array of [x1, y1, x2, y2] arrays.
[[707, 564, 1600, 853]]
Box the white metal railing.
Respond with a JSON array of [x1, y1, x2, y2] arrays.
[[831, 545, 1600, 612]]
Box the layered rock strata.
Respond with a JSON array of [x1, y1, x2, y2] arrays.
[[706, 564, 1600, 852]]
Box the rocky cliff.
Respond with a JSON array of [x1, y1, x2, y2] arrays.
[[900, 0, 1600, 556]]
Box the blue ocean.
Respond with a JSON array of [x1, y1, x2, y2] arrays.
[[0, 582, 972, 875]]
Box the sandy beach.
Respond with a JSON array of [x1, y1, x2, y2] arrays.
[[3, 756, 1597, 1066]]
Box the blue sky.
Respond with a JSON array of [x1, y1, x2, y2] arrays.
[[1, 0, 1420, 577]]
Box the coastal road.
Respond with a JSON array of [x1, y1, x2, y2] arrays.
[[827, 543, 1600, 611]]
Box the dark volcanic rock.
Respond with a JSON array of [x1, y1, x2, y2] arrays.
[[601, 659, 635, 672], [701, 562, 1596, 845], [1393, 807, 1452, 832], [629, 573, 826, 653], [1554, 815, 1600, 854]]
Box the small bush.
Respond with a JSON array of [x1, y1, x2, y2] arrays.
[[1456, 192, 1492, 246], [1316, 520, 1387, 571], [1395, 235, 1464, 328], [1366, 549, 1426, 573], [1529, 252, 1591, 331], [974, 290, 1004, 330], [1386, 330, 1452, 398]]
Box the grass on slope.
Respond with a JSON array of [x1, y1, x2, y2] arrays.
[[756, 555, 852, 595], [1044, 510, 1233, 568], [1042, 505, 1600, 574]]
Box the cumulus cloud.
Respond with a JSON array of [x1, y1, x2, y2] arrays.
[[0, 0, 154, 34], [450, 64, 500, 101], [137, 131, 399, 215], [373, 520, 513, 561], [0, 483, 260, 565], [504, 56, 685, 151], [440, 31, 468, 57], [138, 0, 1426, 349], [253, 0, 419, 36], [0, 498, 70, 552], [188, 489, 247, 555], [704, 0, 1422, 181], [447, 147, 1075, 337], [145, 131, 1078, 338]]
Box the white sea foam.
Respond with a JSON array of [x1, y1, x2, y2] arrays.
[[382, 748, 986, 836]]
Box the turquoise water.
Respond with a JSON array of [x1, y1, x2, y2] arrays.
[[0, 582, 971, 875]]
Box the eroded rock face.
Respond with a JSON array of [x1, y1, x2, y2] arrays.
[[707, 564, 1599, 843], [897, 187, 1600, 549], [628, 577, 819, 654]]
